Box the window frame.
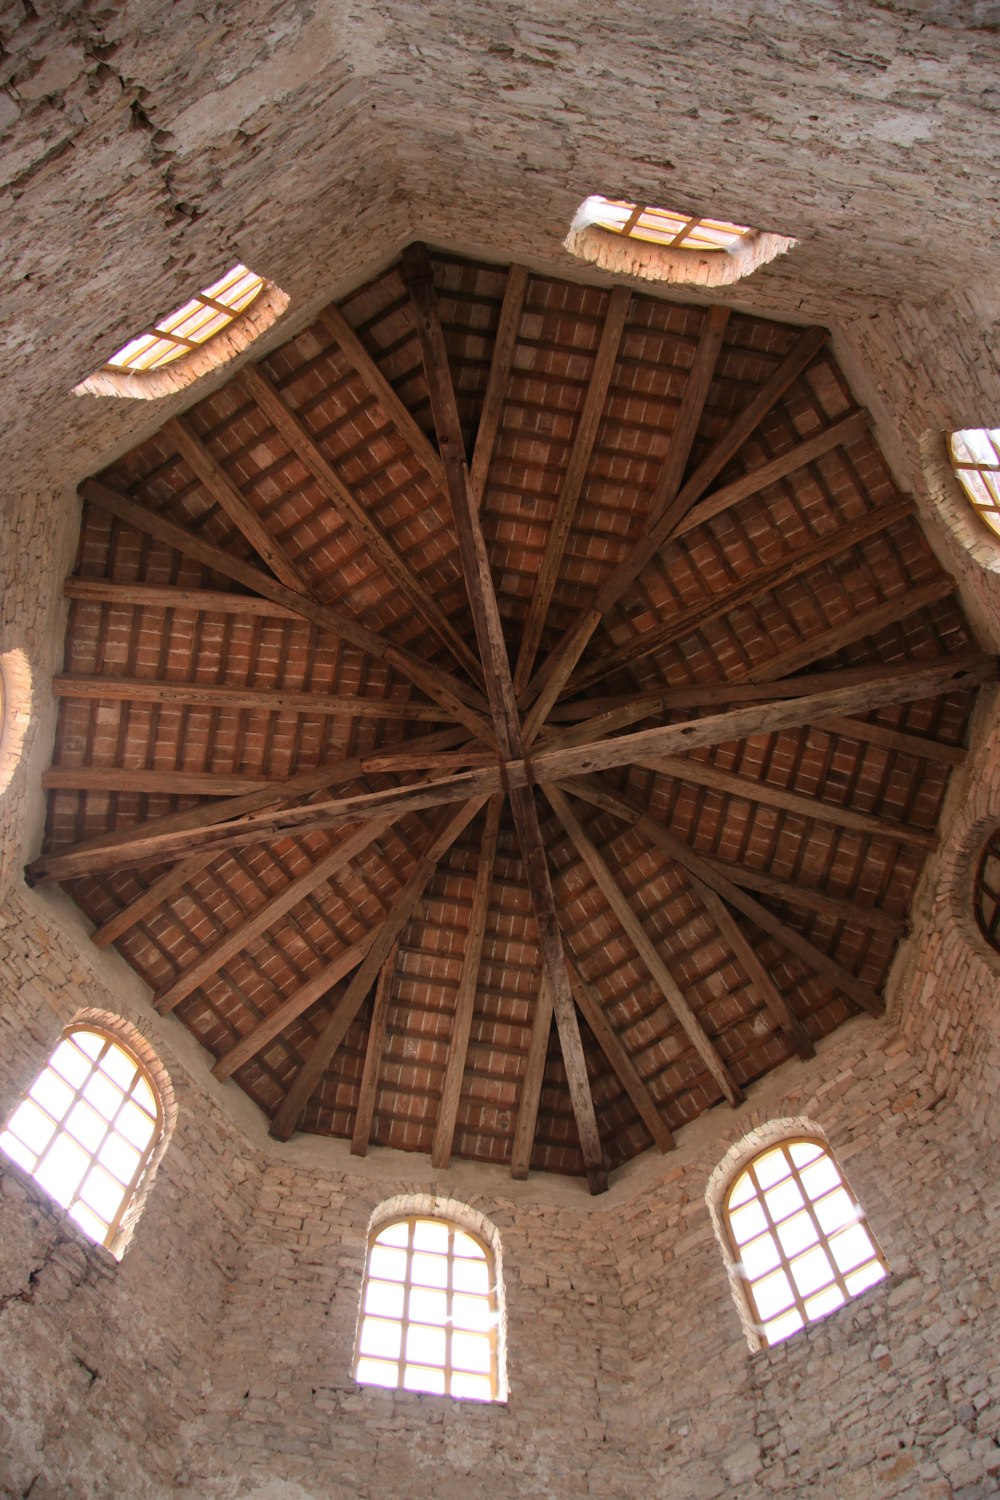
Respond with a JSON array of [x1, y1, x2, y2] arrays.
[[353, 1213, 501, 1401], [948, 428, 1000, 540], [0, 1023, 164, 1252], [722, 1134, 888, 1349]]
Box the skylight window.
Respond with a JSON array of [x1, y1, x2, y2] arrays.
[[949, 428, 1000, 539], [583, 197, 753, 252], [1, 1025, 163, 1250], [354, 1216, 500, 1401], [105, 264, 266, 373]]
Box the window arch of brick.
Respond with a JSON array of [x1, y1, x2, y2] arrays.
[[354, 1196, 506, 1401], [711, 1129, 888, 1349], [0, 1016, 173, 1257]]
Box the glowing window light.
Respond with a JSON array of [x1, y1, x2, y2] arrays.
[[105, 264, 266, 373], [581, 196, 753, 252], [949, 428, 1000, 540]]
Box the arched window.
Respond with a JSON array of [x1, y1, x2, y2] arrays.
[[354, 1215, 500, 1401], [723, 1137, 887, 1347], [949, 428, 1000, 539], [0, 1025, 163, 1252], [974, 826, 1000, 953]]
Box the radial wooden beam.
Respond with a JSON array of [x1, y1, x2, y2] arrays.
[[509, 977, 554, 1181], [238, 363, 482, 683], [565, 959, 676, 1151], [29, 766, 502, 884], [512, 286, 632, 692], [520, 304, 732, 738], [350, 941, 399, 1157], [154, 818, 393, 1015], [163, 415, 310, 593], [270, 797, 487, 1140], [92, 854, 216, 949], [570, 486, 912, 692], [514, 654, 995, 788], [565, 776, 883, 1016], [64, 578, 307, 618], [544, 783, 742, 1107], [431, 795, 503, 1169], [213, 931, 378, 1082], [40, 767, 272, 798], [634, 752, 939, 852], [469, 264, 530, 506], [316, 303, 447, 492], [80, 478, 494, 744]]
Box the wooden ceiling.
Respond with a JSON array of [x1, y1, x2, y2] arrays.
[[29, 247, 992, 1191]]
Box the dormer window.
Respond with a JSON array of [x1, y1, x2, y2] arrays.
[[948, 428, 1000, 539], [566, 195, 797, 288]]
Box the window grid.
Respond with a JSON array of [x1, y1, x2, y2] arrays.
[[105, 264, 266, 373], [974, 829, 1000, 952], [354, 1216, 499, 1401], [590, 197, 752, 253], [0, 1026, 161, 1249], [724, 1138, 888, 1348], [949, 428, 1000, 539]]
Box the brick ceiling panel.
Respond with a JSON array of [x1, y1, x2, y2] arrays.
[[28, 247, 994, 1191]]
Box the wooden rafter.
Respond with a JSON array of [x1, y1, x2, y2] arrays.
[[543, 783, 743, 1107], [238, 363, 483, 683], [510, 978, 554, 1181], [565, 777, 883, 1015], [512, 286, 632, 692], [80, 478, 494, 743], [350, 941, 399, 1156], [51, 673, 452, 723], [269, 797, 487, 1140], [431, 795, 503, 1169], [469, 264, 530, 505]]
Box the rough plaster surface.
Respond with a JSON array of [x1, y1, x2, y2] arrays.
[[4, 0, 1000, 1494]]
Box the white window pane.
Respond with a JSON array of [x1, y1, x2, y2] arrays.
[[7, 1099, 58, 1156], [753, 1148, 792, 1190], [763, 1177, 804, 1223], [369, 1245, 407, 1282], [359, 1317, 402, 1360], [450, 1372, 493, 1401], [452, 1231, 486, 1260], [451, 1332, 491, 1374], [73, 1030, 105, 1061], [789, 1244, 835, 1298], [845, 1261, 887, 1297], [68, 1200, 107, 1244], [405, 1323, 446, 1366], [739, 1232, 781, 1280], [64, 1099, 107, 1154], [411, 1252, 448, 1289], [116, 1100, 155, 1150], [728, 1199, 768, 1245], [98, 1133, 141, 1186], [412, 1219, 450, 1254], [452, 1293, 492, 1332], [789, 1141, 823, 1168], [814, 1187, 857, 1236], [100, 1046, 137, 1092], [0, 1130, 36, 1173], [132, 1077, 157, 1116], [776, 1210, 819, 1259], [727, 1169, 755, 1209], [35, 1134, 89, 1207], [29, 1070, 74, 1123], [799, 1156, 840, 1199], [375, 1221, 410, 1248], [804, 1285, 845, 1321], [82, 1071, 123, 1122], [830, 1224, 878, 1274], [764, 1308, 805, 1346], [452, 1258, 489, 1295], [404, 1365, 445, 1395], [753, 1267, 794, 1320], [79, 1165, 125, 1222], [49, 1040, 91, 1089], [365, 1279, 404, 1318], [409, 1287, 447, 1326], [356, 1357, 399, 1389]]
